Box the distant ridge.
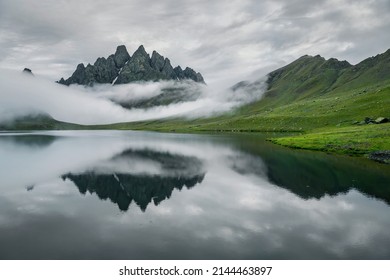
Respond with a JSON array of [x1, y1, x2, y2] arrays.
[[231, 48, 390, 105], [58, 45, 205, 86], [264, 48, 390, 100]]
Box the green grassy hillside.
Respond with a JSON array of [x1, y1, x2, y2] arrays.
[[104, 80, 389, 133], [101, 49, 390, 160]]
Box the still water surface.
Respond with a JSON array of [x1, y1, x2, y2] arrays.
[[0, 130, 389, 259]]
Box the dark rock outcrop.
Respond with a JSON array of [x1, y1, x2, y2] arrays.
[[58, 45, 205, 86], [22, 68, 34, 75], [365, 117, 375, 124], [357, 117, 389, 125], [368, 151, 390, 164], [375, 117, 389, 124]]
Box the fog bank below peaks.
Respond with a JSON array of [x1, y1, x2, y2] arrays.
[[0, 69, 267, 125]]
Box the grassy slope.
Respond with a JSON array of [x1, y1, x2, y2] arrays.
[[0, 115, 84, 131], [95, 50, 390, 158], [99, 73, 390, 133]]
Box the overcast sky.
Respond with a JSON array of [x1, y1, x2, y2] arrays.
[[1, 0, 389, 86]]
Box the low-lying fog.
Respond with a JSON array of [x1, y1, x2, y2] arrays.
[[0, 69, 266, 125]]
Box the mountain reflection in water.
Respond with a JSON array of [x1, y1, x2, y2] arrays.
[[229, 135, 390, 205], [62, 149, 205, 211], [0, 131, 389, 259]]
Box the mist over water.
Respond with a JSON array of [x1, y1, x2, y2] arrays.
[[0, 69, 267, 125]]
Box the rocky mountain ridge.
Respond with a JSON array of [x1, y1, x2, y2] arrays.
[[58, 45, 205, 86]]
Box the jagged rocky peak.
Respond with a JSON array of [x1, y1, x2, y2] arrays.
[[76, 63, 85, 70], [114, 45, 130, 68], [173, 66, 185, 79], [58, 45, 205, 86], [183, 67, 204, 83], [161, 58, 174, 77], [128, 45, 150, 64], [151, 50, 165, 71], [133, 45, 148, 57]]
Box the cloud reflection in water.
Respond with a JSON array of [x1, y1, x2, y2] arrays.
[[0, 131, 389, 259]]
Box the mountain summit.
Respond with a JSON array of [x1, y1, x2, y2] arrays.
[[58, 45, 205, 86]]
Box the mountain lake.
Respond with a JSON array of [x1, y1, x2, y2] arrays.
[[0, 130, 389, 259]]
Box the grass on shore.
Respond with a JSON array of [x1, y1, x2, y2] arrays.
[[269, 123, 390, 155]]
